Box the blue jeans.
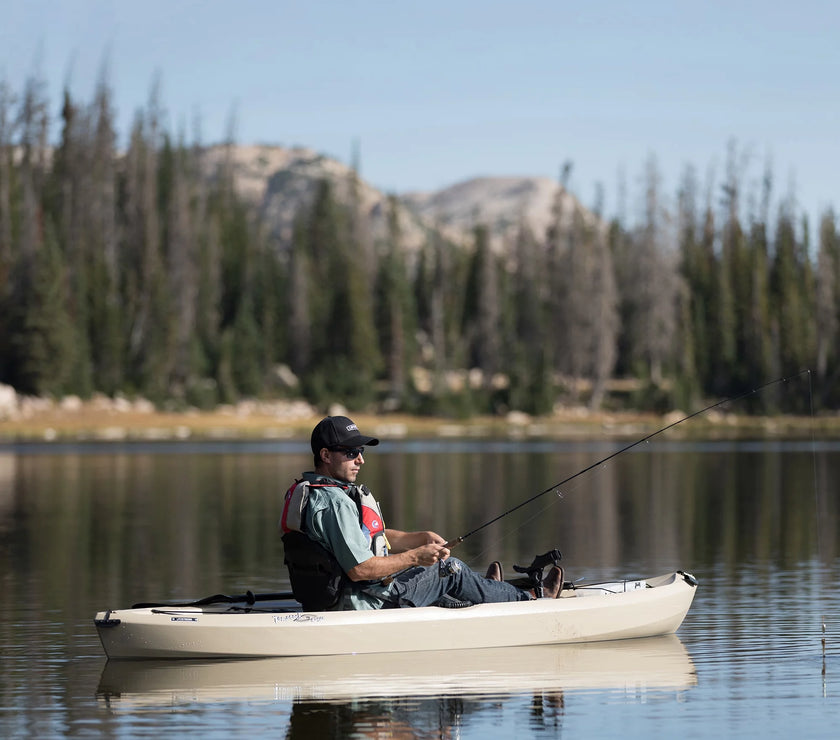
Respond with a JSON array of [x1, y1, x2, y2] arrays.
[[387, 557, 532, 607]]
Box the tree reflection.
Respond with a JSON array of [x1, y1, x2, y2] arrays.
[[0, 441, 837, 625]]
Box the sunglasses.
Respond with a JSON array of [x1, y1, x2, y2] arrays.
[[329, 446, 365, 459]]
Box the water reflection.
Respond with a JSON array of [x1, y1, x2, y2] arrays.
[[97, 637, 695, 738], [0, 453, 15, 537], [282, 695, 549, 739], [2, 440, 836, 610], [96, 636, 696, 703], [1, 440, 839, 738]]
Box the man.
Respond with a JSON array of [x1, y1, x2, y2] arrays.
[[281, 415, 563, 610]]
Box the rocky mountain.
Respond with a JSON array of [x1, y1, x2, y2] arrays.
[[402, 176, 579, 247], [202, 144, 587, 253]]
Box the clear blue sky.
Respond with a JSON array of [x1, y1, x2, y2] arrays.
[[2, 1, 838, 227]]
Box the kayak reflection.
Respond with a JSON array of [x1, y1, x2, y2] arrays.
[[97, 633, 696, 705]]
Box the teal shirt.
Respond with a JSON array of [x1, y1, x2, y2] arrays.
[[300, 472, 394, 610]]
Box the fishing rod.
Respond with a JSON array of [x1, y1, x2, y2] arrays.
[[443, 370, 810, 550]]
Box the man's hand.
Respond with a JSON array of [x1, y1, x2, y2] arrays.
[[413, 542, 450, 566], [424, 531, 448, 546]]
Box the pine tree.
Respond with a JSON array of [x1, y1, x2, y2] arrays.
[[771, 199, 812, 381], [544, 166, 572, 388], [507, 219, 552, 413], [86, 72, 123, 394], [5, 73, 53, 391], [340, 167, 381, 405], [585, 211, 620, 410], [622, 156, 680, 390], [164, 140, 199, 395], [329, 218, 381, 406], [676, 165, 705, 406], [305, 179, 342, 345], [255, 236, 286, 395], [703, 178, 736, 396], [11, 218, 78, 395], [49, 87, 94, 396], [607, 218, 633, 378], [375, 196, 415, 406], [0, 79, 17, 383], [220, 188, 262, 397], [462, 224, 501, 394], [302, 178, 381, 406], [192, 154, 223, 399], [287, 214, 312, 377], [554, 196, 619, 408], [743, 166, 774, 406], [296, 180, 341, 404], [815, 209, 839, 403], [413, 226, 460, 410], [230, 294, 263, 397], [554, 203, 585, 382], [719, 146, 752, 393], [121, 88, 174, 401]]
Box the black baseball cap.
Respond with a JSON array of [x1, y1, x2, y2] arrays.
[[310, 416, 380, 454]]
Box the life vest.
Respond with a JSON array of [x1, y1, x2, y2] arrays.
[[280, 477, 388, 610]]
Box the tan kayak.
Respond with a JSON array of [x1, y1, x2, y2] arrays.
[[94, 571, 698, 660]]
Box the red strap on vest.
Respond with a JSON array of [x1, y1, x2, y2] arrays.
[[360, 503, 384, 536]]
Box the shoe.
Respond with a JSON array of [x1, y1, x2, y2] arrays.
[[485, 561, 503, 581], [541, 565, 564, 598]]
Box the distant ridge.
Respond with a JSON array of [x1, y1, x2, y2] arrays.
[[402, 175, 581, 246], [203, 144, 588, 252]]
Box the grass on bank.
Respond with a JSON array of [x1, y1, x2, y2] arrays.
[[0, 403, 836, 443]]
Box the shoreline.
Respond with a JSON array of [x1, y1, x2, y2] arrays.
[[1, 401, 837, 443]]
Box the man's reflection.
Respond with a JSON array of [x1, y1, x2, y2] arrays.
[[285, 692, 565, 739]]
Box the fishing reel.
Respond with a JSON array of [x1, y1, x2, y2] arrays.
[[437, 558, 462, 578]]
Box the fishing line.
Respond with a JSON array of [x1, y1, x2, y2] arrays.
[[468, 486, 565, 566], [446, 370, 811, 550], [467, 458, 605, 565]]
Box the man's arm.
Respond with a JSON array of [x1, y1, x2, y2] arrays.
[[309, 500, 450, 582], [385, 529, 447, 553], [346, 541, 450, 582]]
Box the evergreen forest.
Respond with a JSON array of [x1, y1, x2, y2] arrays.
[[1, 74, 838, 417]]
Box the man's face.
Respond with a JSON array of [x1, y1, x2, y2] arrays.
[[321, 446, 365, 483]]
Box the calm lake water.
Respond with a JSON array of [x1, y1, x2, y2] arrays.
[[1, 437, 839, 738]]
